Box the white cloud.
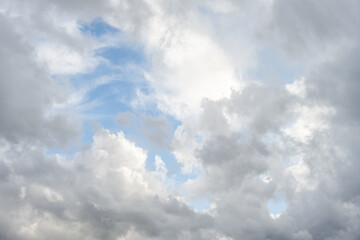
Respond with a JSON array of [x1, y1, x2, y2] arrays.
[[1, 0, 360, 239], [0, 129, 217, 239], [36, 43, 98, 74], [285, 159, 317, 192], [146, 24, 240, 119], [283, 104, 336, 143], [286, 77, 306, 98]]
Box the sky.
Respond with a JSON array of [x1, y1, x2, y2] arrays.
[[0, 0, 360, 239]]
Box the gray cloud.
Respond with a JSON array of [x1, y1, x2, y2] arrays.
[[116, 112, 174, 151], [0, 14, 79, 146], [0, 130, 215, 240], [141, 115, 173, 151], [184, 1, 360, 237], [265, 0, 360, 58], [1, 0, 360, 239]]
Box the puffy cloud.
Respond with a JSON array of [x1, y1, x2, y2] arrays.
[[0, 129, 216, 240], [1, 0, 360, 239], [181, 24, 360, 238]]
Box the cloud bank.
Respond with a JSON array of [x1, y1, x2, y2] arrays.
[[0, 0, 360, 239]]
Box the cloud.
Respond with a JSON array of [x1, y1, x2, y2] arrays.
[[0, 129, 217, 240], [0, 13, 78, 146], [116, 112, 174, 151], [263, 0, 360, 59], [141, 115, 173, 151], [1, 0, 360, 239]]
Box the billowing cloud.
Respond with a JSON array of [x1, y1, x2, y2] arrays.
[[1, 0, 360, 239], [0, 130, 215, 240]]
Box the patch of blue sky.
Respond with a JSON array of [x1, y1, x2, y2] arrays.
[[48, 45, 149, 155], [190, 198, 212, 211], [268, 198, 287, 216], [247, 47, 305, 84], [79, 82, 145, 142], [69, 45, 147, 88], [147, 151, 177, 172], [145, 150, 200, 188], [96, 46, 146, 66], [65, 40, 148, 124], [85, 80, 136, 111], [79, 18, 119, 37], [283, 155, 302, 170]]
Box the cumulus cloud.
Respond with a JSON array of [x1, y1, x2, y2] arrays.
[[1, 0, 360, 239], [0, 129, 216, 240]]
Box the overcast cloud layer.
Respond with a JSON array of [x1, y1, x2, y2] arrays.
[[1, 0, 360, 239]]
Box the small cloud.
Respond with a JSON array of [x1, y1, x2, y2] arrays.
[[141, 115, 173, 151]]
